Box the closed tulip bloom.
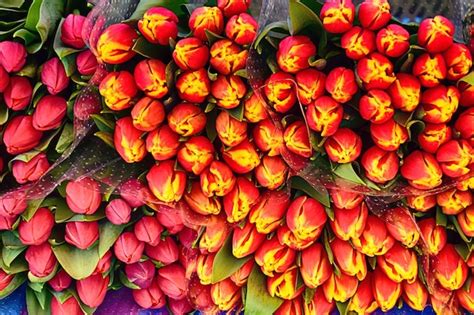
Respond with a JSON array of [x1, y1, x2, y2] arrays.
[[94, 251, 112, 275], [157, 263, 187, 300], [402, 278, 428, 311], [48, 269, 72, 292], [306, 96, 343, 137], [330, 189, 363, 210], [284, 121, 312, 158], [12, 152, 50, 184], [61, 14, 86, 48], [119, 179, 150, 208], [255, 237, 296, 277], [244, 92, 268, 123], [65, 221, 99, 250], [277, 36, 316, 74], [178, 136, 215, 175], [377, 242, 418, 283], [255, 155, 288, 190], [413, 53, 447, 88], [325, 67, 358, 103], [134, 216, 163, 246], [352, 215, 395, 256], [0, 65, 8, 93], [218, 0, 250, 17], [376, 24, 409, 57], [146, 125, 179, 161], [324, 128, 362, 163], [196, 254, 215, 285], [422, 85, 460, 124], [199, 215, 230, 254], [253, 119, 284, 156], [443, 43, 472, 81], [331, 238, 367, 280], [458, 205, 474, 237], [323, 272, 358, 303], [361, 146, 399, 184], [418, 15, 454, 53], [230, 259, 253, 286], [341, 26, 376, 60], [223, 177, 259, 223], [400, 151, 443, 190], [275, 297, 302, 315], [147, 160, 186, 203], [114, 232, 145, 264], [132, 277, 165, 309], [168, 103, 206, 137], [76, 50, 97, 75], [225, 13, 257, 46], [330, 203, 368, 241], [455, 108, 474, 146], [131, 97, 165, 132], [433, 244, 468, 290], [32, 95, 67, 131], [357, 52, 395, 90], [189, 6, 224, 41], [388, 73, 421, 113], [77, 274, 109, 308], [18, 207, 54, 245], [300, 243, 331, 288], [436, 189, 472, 215], [0, 41, 26, 72], [105, 198, 132, 225], [359, 89, 394, 124], [100, 71, 138, 111], [0, 192, 27, 219], [216, 110, 248, 147], [359, 0, 390, 30], [406, 194, 437, 212], [173, 37, 209, 71], [384, 207, 420, 248], [145, 236, 179, 265], [4, 76, 32, 111], [97, 23, 137, 64], [25, 242, 57, 278], [51, 296, 82, 315], [232, 220, 265, 258], [138, 7, 178, 45], [211, 278, 241, 311], [222, 139, 260, 174], [436, 139, 473, 178], [41, 57, 69, 95], [3, 115, 42, 154], [211, 74, 246, 109], [267, 267, 304, 300], [456, 276, 474, 313], [372, 268, 401, 312], [210, 39, 247, 75], [347, 273, 378, 314], [320, 0, 355, 33], [169, 298, 193, 315], [295, 69, 326, 105], [200, 161, 236, 197], [249, 190, 290, 234], [264, 72, 297, 113], [277, 224, 314, 250], [0, 215, 15, 231], [125, 260, 155, 289], [304, 287, 335, 314], [134, 59, 168, 99], [184, 182, 221, 216], [418, 123, 452, 154], [66, 177, 102, 215], [286, 196, 327, 242]]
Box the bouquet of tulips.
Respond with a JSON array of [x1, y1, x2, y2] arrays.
[[0, 0, 473, 314]]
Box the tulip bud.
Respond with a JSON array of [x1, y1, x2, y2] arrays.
[[12, 152, 50, 184], [455, 108, 474, 146], [232, 220, 265, 258], [244, 92, 268, 123], [230, 259, 253, 286], [4, 76, 32, 111], [347, 273, 378, 314], [413, 53, 447, 88], [264, 72, 297, 113], [402, 278, 428, 311], [253, 119, 284, 156], [352, 215, 395, 256], [370, 119, 408, 151], [99, 71, 137, 111], [105, 198, 131, 225], [211, 278, 242, 311], [135, 59, 168, 99], [77, 274, 109, 308], [456, 275, 474, 313], [114, 118, 147, 163], [130, 98, 165, 132], [331, 237, 367, 280], [223, 177, 259, 223], [422, 85, 460, 124], [376, 24, 410, 57], [255, 237, 296, 276], [295, 69, 326, 106], [255, 155, 288, 190], [196, 253, 214, 285], [406, 194, 436, 212], [61, 14, 86, 48], [18, 207, 54, 245], [300, 243, 331, 288], [359, 90, 393, 125], [372, 268, 401, 311], [184, 182, 221, 216], [177, 136, 215, 175], [324, 128, 362, 163], [304, 287, 335, 314], [385, 207, 420, 248], [277, 36, 316, 74], [443, 43, 472, 81], [41, 57, 69, 95], [25, 242, 57, 278], [51, 296, 82, 315], [157, 263, 187, 300], [341, 26, 376, 60], [134, 216, 163, 246], [173, 37, 209, 71], [284, 121, 312, 158], [168, 103, 206, 137], [0, 65, 8, 93], [359, 0, 391, 30], [66, 177, 102, 215], [210, 39, 247, 75], [200, 161, 236, 197], [267, 267, 304, 300], [436, 139, 473, 178], [92, 250, 111, 275], [189, 6, 224, 41], [65, 221, 99, 250], [124, 260, 155, 289], [320, 0, 355, 33], [222, 139, 260, 174], [401, 151, 443, 190], [377, 242, 418, 283], [132, 277, 166, 309], [357, 52, 395, 90], [145, 235, 179, 265], [169, 298, 193, 315], [97, 23, 137, 64], [138, 7, 178, 45], [249, 190, 289, 234], [32, 95, 67, 131], [147, 160, 186, 203], [211, 74, 246, 109], [437, 189, 472, 215], [418, 123, 452, 154], [325, 67, 358, 103], [330, 189, 363, 210], [199, 215, 230, 254], [286, 196, 327, 242], [387, 73, 421, 113], [458, 205, 474, 237], [0, 41, 26, 72], [218, 0, 250, 17], [275, 297, 302, 315], [418, 16, 454, 53], [216, 110, 247, 147], [0, 192, 27, 219], [0, 215, 15, 231], [277, 224, 314, 251], [114, 232, 145, 264], [330, 203, 368, 241], [76, 50, 97, 76], [361, 146, 399, 184], [225, 13, 257, 46], [433, 244, 468, 290], [323, 272, 358, 303], [306, 96, 343, 137], [48, 269, 72, 292], [145, 125, 179, 161]]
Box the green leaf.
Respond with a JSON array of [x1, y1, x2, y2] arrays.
[[245, 266, 284, 315], [206, 109, 218, 142], [94, 131, 114, 148], [333, 163, 381, 191], [205, 29, 224, 45], [56, 123, 74, 153], [303, 287, 316, 304], [0, 103, 8, 125], [68, 208, 106, 222], [26, 286, 50, 315], [459, 71, 474, 86], [336, 301, 349, 315], [289, 176, 331, 208], [128, 0, 186, 20], [0, 255, 28, 274], [2, 247, 25, 268], [253, 21, 289, 51], [54, 200, 75, 223], [13, 28, 39, 47], [52, 244, 100, 280], [450, 216, 472, 244], [211, 236, 251, 284], [29, 0, 64, 53], [15, 61, 37, 78], [227, 104, 244, 121], [288, 0, 326, 53], [132, 36, 170, 59], [0, 273, 26, 299], [28, 263, 58, 283], [34, 126, 62, 151], [91, 114, 115, 133], [22, 198, 45, 221], [0, 0, 26, 8], [119, 270, 141, 289], [2, 231, 25, 249], [435, 207, 447, 227], [98, 222, 124, 258], [455, 243, 471, 261]]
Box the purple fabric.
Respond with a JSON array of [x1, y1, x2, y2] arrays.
[[96, 288, 170, 315]]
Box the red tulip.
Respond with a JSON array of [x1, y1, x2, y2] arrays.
[[388, 73, 421, 112], [330, 203, 368, 241], [200, 161, 236, 197], [325, 67, 358, 103], [3, 115, 43, 154], [134, 59, 168, 99], [147, 160, 186, 203], [145, 236, 179, 265], [217, 0, 250, 17], [249, 190, 290, 234], [286, 196, 327, 242], [216, 110, 247, 147], [173, 37, 209, 71], [169, 298, 193, 315], [413, 53, 447, 88], [253, 119, 284, 156], [168, 103, 206, 137], [359, 0, 391, 30], [436, 139, 473, 178], [131, 97, 165, 132], [376, 24, 409, 57], [295, 68, 326, 105], [25, 242, 57, 278], [18, 207, 54, 245], [244, 92, 268, 123], [347, 273, 378, 314], [41, 57, 69, 95], [443, 43, 472, 80], [48, 269, 72, 292], [267, 267, 304, 300], [96, 23, 137, 64], [402, 278, 429, 311], [65, 177, 102, 215], [323, 272, 358, 303], [138, 7, 178, 45], [223, 177, 260, 223], [211, 278, 242, 311], [99, 71, 137, 111], [61, 14, 86, 48], [65, 221, 99, 250], [0, 192, 27, 219], [422, 85, 459, 124], [418, 16, 454, 53], [184, 182, 221, 216], [12, 152, 50, 184], [132, 277, 165, 309], [114, 232, 145, 264], [277, 35, 316, 74], [232, 220, 265, 258], [255, 155, 288, 190], [370, 119, 408, 151], [361, 146, 399, 183], [210, 39, 247, 75], [51, 296, 82, 315], [189, 6, 224, 41], [433, 244, 468, 290], [300, 243, 332, 288], [352, 215, 395, 256], [255, 237, 295, 277], [105, 198, 132, 225], [4, 76, 32, 111], [264, 72, 297, 113], [377, 242, 418, 283], [359, 89, 393, 124], [157, 263, 187, 300], [134, 216, 163, 246], [324, 128, 362, 163], [306, 96, 343, 137], [77, 274, 109, 308], [341, 26, 375, 60], [0, 65, 8, 93], [284, 121, 312, 158], [372, 268, 401, 311], [146, 125, 180, 161], [178, 136, 215, 175], [418, 123, 452, 154], [320, 0, 355, 33], [32, 95, 67, 131], [225, 13, 257, 46], [222, 139, 260, 174], [400, 151, 443, 190], [0, 41, 26, 72], [331, 237, 367, 280], [76, 50, 97, 75]]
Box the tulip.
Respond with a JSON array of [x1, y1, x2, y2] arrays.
[[255, 155, 288, 190], [323, 272, 358, 303], [177, 136, 215, 175], [65, 221, 99, 250], [157, 263, 187, 300], [324, 128, 362, 163], [146, 125, 180, 161], [196, 253, 214, 285], [418, 15, 454, 53], [114, 117, 147, 163], [372, 268, 401, 311], [73, 87, 101, 121], [377, 242, 418, 283], [249, 190, 290, 234], [218, 0, 250, 17], [376, 24, 410, 57], [433, 244, 468, 290], [267, 267, 304, 300], [61, 14, 86, 48], [304, 287, 335, 314], [0, 65, 8, 93], [76, 50, 97, 75], [352, 215, 395, 256], [244, 92, 268, 123], [276, 36, 316, 74], [347, 273, 378, 314], [436, 139, 472, 178], [275, 297, 302, 315], [400, 151, 443, 190], [320, 0, 355, 33], [25, 242, 57, 278], [413, 53, 447, 88], [51, 296, 82, 315], [455, 108, 474, 146], [211, 74, 246, 109], [361, 146, 399, 183], [284, 121, 312, 158], [255, 237, 296, 277], [264, 72, 297, 113], [132, 277, 166, 309], [341, 26, 376, 60], [406, 194, 437, 212], [286, 196, 326, 242], [402, 278, 428, 311], [456, 276, 474, 312], [184, 182, 221, 216], [189, 6, 224, 41], [66, 177, 101, 215], [306, 96, 343, 137], [93, 251, 112, 275], [134, 59, 168, 99], [253, 119, 284, 156], [12, 152, 50, 184], [300, 243, 331, 288], [48, 269, 72, 292], [211, 278, 241, 311], [443, 43, 472, 80], [325, 67, 358, 103], [387, 74, 421, 113], [277, 224, 314, 250], [357, 52, 396, 90], [230, 259, 253, 286], [173, 37, 209, 71], [422, 85, 460, 124], [331, 237, 367, 280], [458, 205, 474, 237], [124, 260, 155, 289], [168, 103, 206, 137], [384, 207, 420, 248], [41, 57, 69, 95], [96, 23, 137, 64], [216, 111, 247, 148], [0, 41, 26, 72], [223, 177, 260, 223], [359, 90, 393, 125], [32, 95, 67, 131], [232, 220, 265, 258], [0, 192, 27, 219], [118, 180, 149, 209], [370, 119, 408, 151], [114, 232, 145, 264], [18, 207, 54, 245], [99, 71, 137, 111], [4, 76, 32, 111], [330, 203, 368, 241], [210, 39, 247, 75], [145, 236, 179, 265], [359, 0, 391, 30], [131, 98, 165, 132], [460, 82, 474, 107], [200, 161, 236, 197], [134, 216, 163, 246], [147, 160, 186, 203], [418, 123, 452, 154], [225, 13, 258, 46], [330, 189, 363, 210], [199, 216, 230, 253], [169, 298, 193, 315], [437, 189, 472, 215], [222, 139, 260, 174], [138, 7, 178, 45], [77, 274, 109, 308], [105, 198, 131, 225], [295, 69, 326, 106], [0, 215, 15, 231]]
